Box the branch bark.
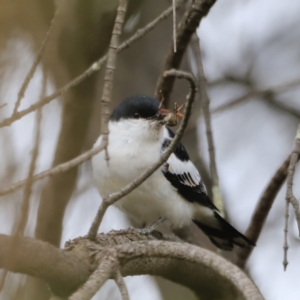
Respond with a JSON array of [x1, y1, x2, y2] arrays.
[[0, 232, 264, 300]]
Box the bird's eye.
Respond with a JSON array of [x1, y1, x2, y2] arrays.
[[133, 113, 140, 119]]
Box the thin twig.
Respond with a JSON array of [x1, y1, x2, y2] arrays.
[[114, 269, 130, 300], [172, 0, 177, 53], [0, 3, 181, 129], [212, 78, 300, 116], [191, 34, 224, 215], [235, 155, 291, 268], [283, 124, 300, 270], [100, 0, 128, 161], [69, 252, 119, 300], [87, 69, 197, 240], [155, 0, 217, 104], [0, 143, 105, 197], [12, 6, 61, 115]]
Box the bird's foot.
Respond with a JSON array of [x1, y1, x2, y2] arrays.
[[128, 217, 166, 235]]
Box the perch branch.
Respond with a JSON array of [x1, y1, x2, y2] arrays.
[[283, 124, 300, 270], [191, 33, 224, 215], [0, 3, 181, 129], [155, 0, 217, 104], [0, 232, 264, 300], [87, 69, 197, 240]]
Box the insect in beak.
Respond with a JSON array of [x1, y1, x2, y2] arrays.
[[159, 102, 184, 126]]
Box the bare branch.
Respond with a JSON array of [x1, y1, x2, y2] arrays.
[[87, 69, 197, 240], [12, 5, 61, 115], [69, 252, 119, 300], [0, 234, 91, 297], [235, 156, 291, 268], [155, 0, 217, 104], [283, 124, 300, 270], [191, 33, 224, 215], [212, 78, 300, 117], [114, 269, 130, 300], [100, 0, 128, 160], [0, 232, 263, 300], [172, 0, 177, 53], [0, 3, 180, 129], [0, 143, 105, 197]]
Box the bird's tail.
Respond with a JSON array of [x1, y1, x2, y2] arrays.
[[193, 212, 255, 251]]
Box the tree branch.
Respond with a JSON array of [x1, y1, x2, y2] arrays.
[[0, 231, 264, 300], [114, 269, 130, 300], [283, 124, 300, 270], [12, 5, 61, 115], [191, 33, 224, 215], [0, 143, 106, 196], [87, 69, 197, 240], [235, 155, 291, 268], [212, 78, 300, 117], [100, 0, 128, 161], [155, 0, 217, 104]]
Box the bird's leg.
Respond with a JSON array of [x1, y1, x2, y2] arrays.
[[128, 217, 166, 235]]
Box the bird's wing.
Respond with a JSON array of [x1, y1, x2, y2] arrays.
[[161, 128, 217, 210]]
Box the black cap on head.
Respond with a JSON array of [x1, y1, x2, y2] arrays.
[[110, 96, 161, 121]]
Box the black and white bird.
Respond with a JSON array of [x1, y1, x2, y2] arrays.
[[92, 96, 254, 250]]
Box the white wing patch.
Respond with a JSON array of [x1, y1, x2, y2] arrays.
[[166, 153, 207, 193]]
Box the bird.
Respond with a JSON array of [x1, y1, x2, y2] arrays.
[[92, 95, 255, 250]]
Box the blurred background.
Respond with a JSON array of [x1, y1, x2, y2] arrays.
[[0, 0, 300, 299]]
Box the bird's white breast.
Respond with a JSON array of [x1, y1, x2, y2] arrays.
[[92, 120, 193, 228]]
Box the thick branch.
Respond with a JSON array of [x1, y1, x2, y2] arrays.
[[0, 232, 263, 300], [0, 234, 91, 297], [155, 0, 217, 104]]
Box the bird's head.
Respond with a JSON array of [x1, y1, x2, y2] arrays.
[[110, 95, 183, 128], [109, 96, 182, 140]]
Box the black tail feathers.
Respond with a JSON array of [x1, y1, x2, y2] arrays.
[[194, 212, 255, 251]]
